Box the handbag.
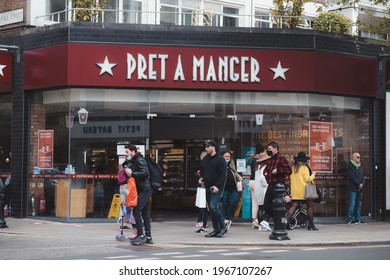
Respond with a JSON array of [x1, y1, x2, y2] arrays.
[[236, 181, 243, 192], [304, 176, 318, 200], [125, 177, 138, 207], [117, 169, 128, 185], [313, 185, 323, 203]]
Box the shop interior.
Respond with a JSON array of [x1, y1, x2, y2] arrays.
[[26, 88, 372, 220]]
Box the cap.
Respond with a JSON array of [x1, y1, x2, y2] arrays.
[[205, 139, 217, 147]]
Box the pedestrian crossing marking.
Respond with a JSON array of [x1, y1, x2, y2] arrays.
[[152, 252, 184, 256], [173, 254, 207, 258]]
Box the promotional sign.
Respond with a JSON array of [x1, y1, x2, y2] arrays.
[[37, 130, 54, 169], [309, 121, 333, 172]]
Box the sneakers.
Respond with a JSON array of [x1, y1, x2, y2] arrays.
[[258, 225, 268, 232], [131, 234, 146, 245], [355, 220, 366, 224], [225, 220, 232, 231], [347, 220, 354, 224], [120, 225, 131, 230], [195, 228, 207, 233], [260, 220, 272, 231], [145, 236, 154, 244], [195, 222, 203, 227]]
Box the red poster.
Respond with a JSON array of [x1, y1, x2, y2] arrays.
[[309, 122, 333, 173], [38, 130, 54, 169]]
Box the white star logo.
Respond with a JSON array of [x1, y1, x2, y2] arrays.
[[96, 56, 117, 76], [270, 61, 289, 80], [0, 64, 6, 76]]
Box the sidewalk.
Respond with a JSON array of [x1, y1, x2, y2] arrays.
[[1, 217, 390, 247]]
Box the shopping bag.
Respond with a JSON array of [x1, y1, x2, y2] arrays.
[[195, 186, 206, 208], [125, 177, 138, 207]]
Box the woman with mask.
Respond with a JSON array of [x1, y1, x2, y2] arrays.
[[220, 150, 242, 231]]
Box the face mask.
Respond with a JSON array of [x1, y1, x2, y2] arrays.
[[266, 150, 273, 156], [127, 156, 132, 161], [225, 159, 230, 163]]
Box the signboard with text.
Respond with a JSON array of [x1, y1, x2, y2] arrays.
[[37, 130, 54, 169], [309, 121, 333, 173], [24, 44, 378, 97]]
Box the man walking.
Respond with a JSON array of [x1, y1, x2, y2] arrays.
[[124, 144, 153, 245], [199, 139, 227, 238], [347, 152, 366, 224], [262, 141, 292, 229]]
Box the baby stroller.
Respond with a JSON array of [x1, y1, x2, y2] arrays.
[[287, 201, 308, 229]]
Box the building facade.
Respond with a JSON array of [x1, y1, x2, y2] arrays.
[[1, 0, 389, 222]]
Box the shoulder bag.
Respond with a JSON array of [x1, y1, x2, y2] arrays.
[[304, 176, 318, 200]]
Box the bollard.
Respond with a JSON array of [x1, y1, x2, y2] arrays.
[[0, 185, 8, 228], [269, 183, 289, 240]]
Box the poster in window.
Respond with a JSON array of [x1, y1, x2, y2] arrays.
[[37, 130, 54, 169], [309, 121, 333, 172]]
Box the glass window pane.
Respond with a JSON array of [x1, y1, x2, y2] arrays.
[[123, 0, 142, 23], [160, 6, 178, 25], [161, 0, 178, 5], [47, 0, 67, 22]]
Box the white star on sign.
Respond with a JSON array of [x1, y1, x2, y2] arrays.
[[0, 64, 6, 76], [270, 61, 289, 80], [96, 56, 117, 76]]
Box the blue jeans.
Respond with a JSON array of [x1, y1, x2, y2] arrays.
[[221, 190, 238, 221], [206, 187, 225, 232], [348, 191, 363, 222]]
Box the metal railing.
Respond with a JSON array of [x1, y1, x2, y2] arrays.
[[35, 8, 365, 37]]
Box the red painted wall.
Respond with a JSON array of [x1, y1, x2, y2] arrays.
[[0, 51, 13, 93]]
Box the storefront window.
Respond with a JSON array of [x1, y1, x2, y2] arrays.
[[0, 93, 11, 173], [28, 88, 371, 219]]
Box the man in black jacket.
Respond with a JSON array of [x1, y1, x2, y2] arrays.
[[199, 140, 227, 238], [347, 152, 365, 224], [124, 144, 153, 245]]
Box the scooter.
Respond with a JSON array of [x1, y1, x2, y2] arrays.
[[115, 203, 130, 242]]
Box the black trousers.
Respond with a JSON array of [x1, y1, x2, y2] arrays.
[[133, 189, 153, 237], [263, 185, 275, 218]]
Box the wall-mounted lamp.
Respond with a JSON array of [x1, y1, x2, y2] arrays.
[[147, 113, 157, 119], [78, 108, 89, 124], [227, 114, 237, 120], [65, 114, 74, 128]]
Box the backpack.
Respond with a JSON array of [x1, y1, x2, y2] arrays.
[[146, 157, 163, 190]]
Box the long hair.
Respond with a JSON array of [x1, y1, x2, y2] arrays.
[[293, 161, 312, 175], [293, 161, 304, 173]]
